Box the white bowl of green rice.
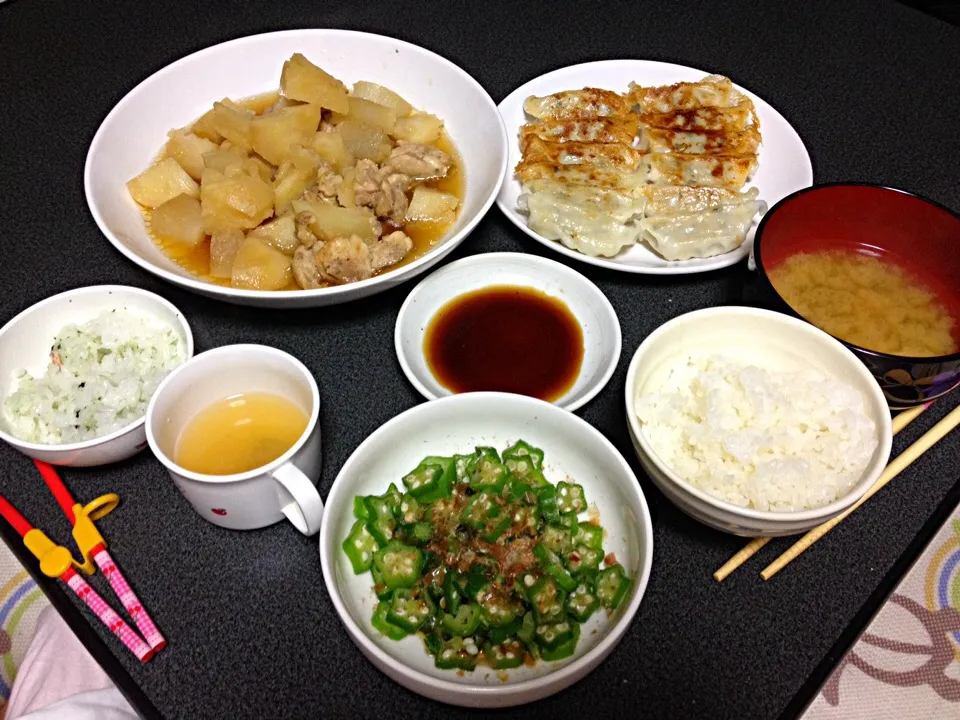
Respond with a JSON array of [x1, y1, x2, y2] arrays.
[[0, 286, 193, 467]]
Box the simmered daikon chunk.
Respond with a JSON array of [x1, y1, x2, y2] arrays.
[[291, 199, 378, 242], [244, 156, 274, 183], [200, 168, 274, 233], [406, 187, 459, 223], [151, 194, 204, 245], [338, 119, 391, 162], [332, 97, 397, 133], [337, 167, 357, 208], [273, 145, 321, 215], [393, 114, 443, 144], [202, 147, 248, 173], [209, 228, 245, 277], [127, 158, 199, 208], [230, 237, 292, 290], [250, 103, 323, 165], [211, 100, 254, 151], [247, 214, 298, 255], [310, 130, 355, 172], [191, 107, 223, 143], [280, 54, 349, 113], [165, 131, 220, 181], [352, 81, 413, 116]]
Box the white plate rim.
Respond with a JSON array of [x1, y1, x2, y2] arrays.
[[83, 28, 509, 304], [495, 59, 814, 275], [394, 252, 622, 411]]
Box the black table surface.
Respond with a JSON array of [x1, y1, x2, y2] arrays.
[[1, 1, 959, 718]]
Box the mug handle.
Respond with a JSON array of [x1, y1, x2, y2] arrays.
[[271, 463, 324, 536]]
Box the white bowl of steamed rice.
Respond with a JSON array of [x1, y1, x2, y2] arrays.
[[625, 307, 892, 537], [0, 286, 193, 467]]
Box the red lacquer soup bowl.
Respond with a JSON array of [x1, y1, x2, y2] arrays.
[[753, 183, 960, 408]]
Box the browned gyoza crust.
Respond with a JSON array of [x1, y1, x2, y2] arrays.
[[523, 88, 629, 120], [519, 117, 639, 145], [638, 101, 759, 132], [516, 136, 758, 191], [515, 74, 765, 260], [625, 75, 744, 113], [640, 125, 761, 156]]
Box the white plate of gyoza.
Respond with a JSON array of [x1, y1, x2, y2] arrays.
[[496, 60, 813, 275]]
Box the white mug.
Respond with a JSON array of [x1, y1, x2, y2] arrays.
[[145, 344, 324, 535]]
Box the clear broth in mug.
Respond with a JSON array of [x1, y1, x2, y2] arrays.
[[174, 391, 308, 475]]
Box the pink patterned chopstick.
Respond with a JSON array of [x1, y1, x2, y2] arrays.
[[64, 569, 156, 663], [92, 547, 166, 651]]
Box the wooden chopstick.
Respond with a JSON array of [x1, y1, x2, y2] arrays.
[[892, 402, 931, 435], [713, 402, 931, 582], [713, 538, 770, 581], [761, 402, 960, 580]]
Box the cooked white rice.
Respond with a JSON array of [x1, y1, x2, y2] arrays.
[[3, 310, 186, 445], [634, 356, 878, 511]]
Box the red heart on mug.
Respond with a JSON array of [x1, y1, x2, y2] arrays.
[[211, 508, 227, 516]]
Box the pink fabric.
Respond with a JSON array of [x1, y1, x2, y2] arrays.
[[6, 606, 118, 718], [94, 548, 165, 650]]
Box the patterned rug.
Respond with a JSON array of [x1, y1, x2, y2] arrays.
[[804, 510, 960, 719], [0, 544, 49, 719]]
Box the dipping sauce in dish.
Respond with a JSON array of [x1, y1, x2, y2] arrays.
[[768, 249, 958, 357], [424, 285, 583, 401], [175, 391, 308, 475]]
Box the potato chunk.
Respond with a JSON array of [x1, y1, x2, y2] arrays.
[[250, 103, 323, 165], [406, 187, 459, 223], [231, 237, 293, 290], [393, 114, 443, 144], [209, 228, 245, 277], [280, 54, 349, 113], [247, 214, 298, 255], [292, 199, 378, 242], [165, 131, 220, 181], [352, 81, 413, 117], [150, 194, 204, 245], [332, 97, 397, 133], [200, 168, 274, 233], [337, 120, 391, 162], [211, 100, 254, 151], [127, 158, 199, 208], [310, 130, 355, 172]]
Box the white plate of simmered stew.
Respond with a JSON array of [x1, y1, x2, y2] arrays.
[[496, 60, 813, 275], [85, 30, 507, 307]]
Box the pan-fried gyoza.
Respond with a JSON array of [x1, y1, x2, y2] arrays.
[[518, 136, 758, 189], [523, 88, 630, 120], [516, 75, 765, 261]]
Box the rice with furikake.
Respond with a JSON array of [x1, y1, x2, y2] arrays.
[[3, 310, 185, 444]]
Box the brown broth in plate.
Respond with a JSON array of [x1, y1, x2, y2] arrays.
[[424, 285, 584, 401]]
